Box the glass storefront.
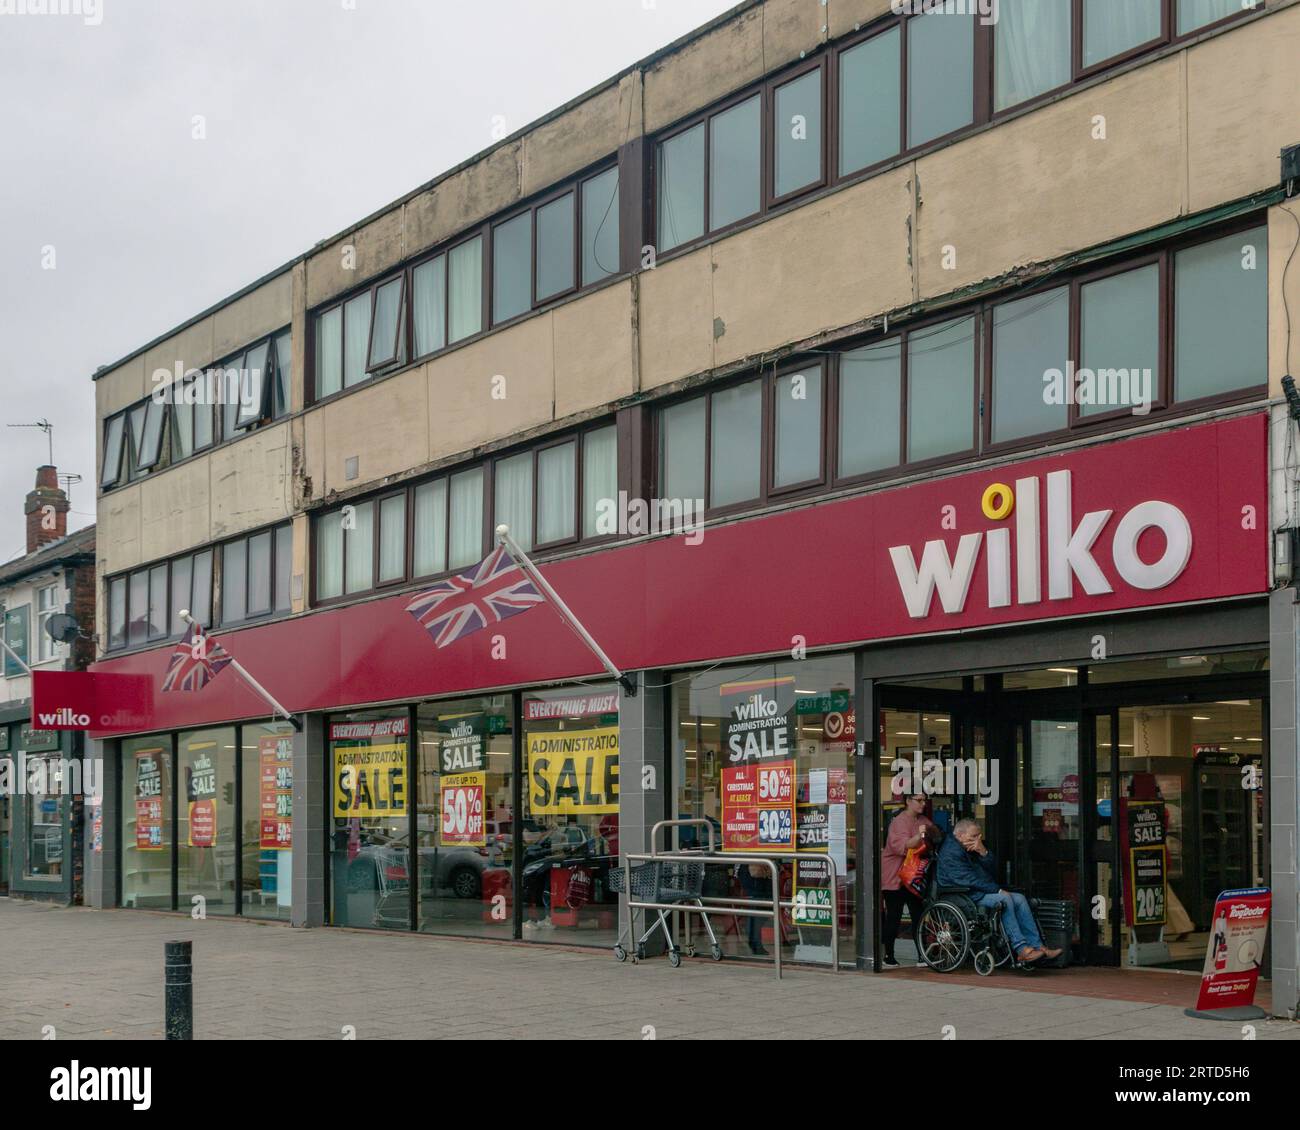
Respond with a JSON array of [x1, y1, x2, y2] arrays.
[[674, 657, 857, 964], [177, 728, 237, 915], [24, 754, 65, 880], [416, 695, 513, 938], [521, 685, 621, 944], [241, 722, 296, 920], [329, 712, 411, 930], [121, 735, 174, 909]]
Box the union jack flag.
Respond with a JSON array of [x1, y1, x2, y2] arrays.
[[405, 544, 544, 648], [161, 623, 234, 692]]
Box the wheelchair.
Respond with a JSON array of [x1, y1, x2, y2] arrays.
[[914, 875, 1045, 977]]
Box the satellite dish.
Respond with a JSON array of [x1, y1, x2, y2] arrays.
[[45, 613, 79, 643]]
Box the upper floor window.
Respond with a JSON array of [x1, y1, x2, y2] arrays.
[[313, 422, 619, 604], [36, 584, 59, 663], [101, 329, 290, 490], [106, 546, 213, 652], [220, 524, 292, 626], [658, 220, 1267, 510]]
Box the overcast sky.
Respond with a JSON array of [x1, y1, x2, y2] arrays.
[[0, 0, 738, 560]]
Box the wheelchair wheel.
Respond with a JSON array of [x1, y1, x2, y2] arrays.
[[917, 902, 970, 973], [973, 949, 995, 977]]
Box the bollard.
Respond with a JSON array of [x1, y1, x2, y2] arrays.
[[164, 940, 193, 1040]]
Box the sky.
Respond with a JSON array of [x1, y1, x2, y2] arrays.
[[0, 0, 740, 561]]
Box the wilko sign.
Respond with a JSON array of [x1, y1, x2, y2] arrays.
[[32, 671, 153, 732], [889, 470, 1192, 619], [1194, 887, 1271, 1013]]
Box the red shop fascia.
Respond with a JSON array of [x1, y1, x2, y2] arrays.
[[87, 413, 1270, 737]]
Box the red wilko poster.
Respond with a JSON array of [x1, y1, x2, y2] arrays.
[[1194, 888, 1271, 1012]]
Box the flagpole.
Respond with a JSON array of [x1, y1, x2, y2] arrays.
[[495, 525, 635, 697], [179, 612, 302, 729]]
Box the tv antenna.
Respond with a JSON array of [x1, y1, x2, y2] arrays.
[[7, 419, 54, 465]]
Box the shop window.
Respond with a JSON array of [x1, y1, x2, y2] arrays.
[[772, 66, 823, 201], [907, 316, 976, 462], [121, 737, 174, 909], [1079, 262, 1160, 417], [536, 192, 577, 303], [492, 212, 532, 324], [25, 754, 64, 879], [1174, 226, 1268, 402], [907, 9, 975, 147], [674, 658, 856, 963], [657, 122, 705, 252], [240, 722, 296, 921], [1178, 0, 1242, 34], [416, 696, 514, 938], [521, 685, 621, 943], [330, 713, 411, 931], [991, 285, 1069, 443], [710, 96, 762, 231], [838, 26, 901, 176], [1082, 0, 1162, 69], [178, 728, 237, 916], [838, 340, 901, 478], [581, 167, 620, 286], [994, 0, 1071, 111]]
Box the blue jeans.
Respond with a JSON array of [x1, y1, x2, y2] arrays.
[[975, 891, 1043, 953]]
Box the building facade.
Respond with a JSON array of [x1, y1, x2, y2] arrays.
[[0, 467, 96, 903], [85, 0, 1300, 1009]]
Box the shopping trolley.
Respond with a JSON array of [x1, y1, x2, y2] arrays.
[[610, 859, 723, 967]]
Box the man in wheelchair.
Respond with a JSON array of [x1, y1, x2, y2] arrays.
[[936, 819, 1062, 964]]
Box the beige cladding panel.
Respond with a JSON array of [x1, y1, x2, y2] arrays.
[[403, 142, 522, 261], [141, 317, 215, 393], [427, 315, 555, 461], [521, 84, 626, 197], [96, 355, 148, 421], [913, 57, 1184, 298], [1270, 201, 1300, 395], [1187, 5, 1300, 213], [637, 248, 716, 390], [554, 281, 636, 418], [306, 208, 406, 309], [710, 166, 914, 367], [318, 367, 430, 495], [99, 484, 143, 576], [828, 0, 897, 38], [208, 422, 294, 539], [644, 7, 767, 134], [212, 272, 293, 359], [137, 459, 211, 563]]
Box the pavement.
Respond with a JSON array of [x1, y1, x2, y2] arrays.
[[2, 898, 1298, 1040]]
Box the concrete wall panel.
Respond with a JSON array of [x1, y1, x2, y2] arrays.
[[554, 281, 636, 418]]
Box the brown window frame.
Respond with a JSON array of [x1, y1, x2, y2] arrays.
[[365, 274, 407, 374], [104, 545, 217, 653], [218, 521, 293, 628]]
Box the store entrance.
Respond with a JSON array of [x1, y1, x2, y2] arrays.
[[876, 654, 1268, 972]]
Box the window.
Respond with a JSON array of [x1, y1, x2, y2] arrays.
[[839, 26, 901, 176], [413, 479, 449, 578], [908, 316, 977, 462], [100, 413, 126, 487], [412, 254, 448, 357], [908, 9, 975, 147], [449, 468, 485, 570], [838, 340, 901, 478], [995, 0, 1071, 110], [581, 167, 620, 286], [148, 563, 168, 640], [2, 605, 28, 678], [344, 293, 370, 388], [1079, 262, 1160, 417], [220, 524, 292, 626], [1082, 0, 1162, 69], [220, 353, 243, 441], [345, 502, 375, 594], [991, 286, 1069, 443], [495, 451, 534, 550], [659, 365, 827, 515], [316, 306, 343, 398], [235, 341, 271, 430], [492, 213, 532, 324], [1174, 226, 1268, 402], [657, 123, 705, 252], [378, 494, 406, 584], [709, 96, 762, 231], [272, 330, 292, 420], [36, 584, 58, 663], [536, 192, 576, 302], [367, 276, 406, 372], [772, 66, 824, 200], [1178, 0, 1242, 34], [314, 281, 407, 399], [448, 236, 484, 343], [582, 425, 618, 539], [108, 577, 126, 650], [536, 442, 576, 546]]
